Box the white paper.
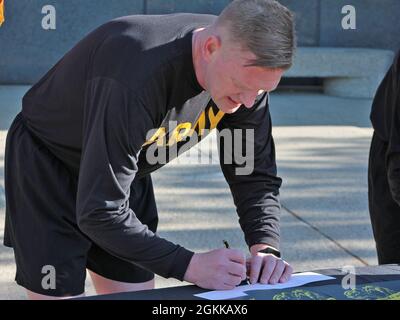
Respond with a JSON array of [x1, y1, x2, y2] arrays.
[[194, 272, 335, 300]]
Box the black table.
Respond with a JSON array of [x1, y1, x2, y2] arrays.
[[80, 264, 400, 300]]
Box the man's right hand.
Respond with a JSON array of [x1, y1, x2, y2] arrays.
[[183, 248, 247, 290]]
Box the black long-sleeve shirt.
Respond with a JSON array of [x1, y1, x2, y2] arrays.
[[21, 13, 282, 280], [371, 51, 400, 205]]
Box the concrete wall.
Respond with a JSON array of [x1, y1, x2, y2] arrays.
[[280, 0, 400, 51], [0, 0, 399, 84]]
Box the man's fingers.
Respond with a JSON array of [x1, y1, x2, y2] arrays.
[[228, 261, 247, 280], [268, 259, 285, 284], [227, 249, 246, 265], [279, 263, 293, 283], [246, 259, 251, 277], [249, 255, 263, 284], [223, 273, 243, 287], [259, 256, 276, 284]]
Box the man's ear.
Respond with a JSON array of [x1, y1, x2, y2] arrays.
[[203, 35, 221, 63]]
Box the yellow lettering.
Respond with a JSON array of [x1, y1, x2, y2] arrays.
[[142, 127, 167, 147], [208, 107, 224, 130], [168, 122, 192, 146]]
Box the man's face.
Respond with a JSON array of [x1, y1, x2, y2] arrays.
[[203, 37, 284, 114]]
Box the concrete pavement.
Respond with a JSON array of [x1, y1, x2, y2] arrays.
[[0, 86, 377, 299]]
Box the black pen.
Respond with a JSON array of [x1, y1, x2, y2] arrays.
[[222, 240, 251, 285], [223, 239, 230, 249]]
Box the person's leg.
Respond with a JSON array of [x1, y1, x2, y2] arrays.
[[86, 242, 156, 295], [88, 270, 154, 295], [368, 132, 400, 263], [26, 290, 86, 300], [3, 114, 91, 299]]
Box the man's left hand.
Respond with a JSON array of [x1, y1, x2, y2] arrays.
[[247, 244, 293, 285]]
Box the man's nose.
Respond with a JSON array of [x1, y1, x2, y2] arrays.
[[240, 91, 259, 108]]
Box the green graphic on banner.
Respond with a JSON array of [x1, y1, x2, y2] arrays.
[[235, 280, 400, 300]]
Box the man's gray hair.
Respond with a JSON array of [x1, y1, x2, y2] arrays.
[[216, 0, 296, 70]]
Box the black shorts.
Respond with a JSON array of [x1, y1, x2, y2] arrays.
[[3, 112, 159, 297]]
